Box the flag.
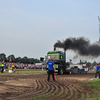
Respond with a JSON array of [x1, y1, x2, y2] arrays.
[[10, 56, 12, 62]]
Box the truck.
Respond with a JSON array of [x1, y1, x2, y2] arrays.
[[46, 51, 89, 75]]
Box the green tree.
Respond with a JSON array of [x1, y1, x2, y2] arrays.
[[0, 53, 6, 61], [21, 56, 28, 63], [92, 61, 97, 66], [33, 58, 40, 63], [15, 57, 21, 62]]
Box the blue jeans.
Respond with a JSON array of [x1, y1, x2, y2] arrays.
[[95, 70, 100, 78]]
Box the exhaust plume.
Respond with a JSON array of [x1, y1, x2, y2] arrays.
[[54, 37, 100, 57]]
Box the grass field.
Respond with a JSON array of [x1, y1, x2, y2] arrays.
[[0, 69, 47, 74]]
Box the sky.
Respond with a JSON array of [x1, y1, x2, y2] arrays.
[[0, 0, 100, 63]]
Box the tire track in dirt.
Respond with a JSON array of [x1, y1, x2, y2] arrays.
[[64, 79, 88, 100], [46, 78, 87, 100], [40, 78, 82, 100], [2, 73, 94, 100], [6, 78, 45, 99], [53, 78, 75, 100], [6, 78, 55, 100], [62, 79, 86, 100], [7, 78, 88, 100]]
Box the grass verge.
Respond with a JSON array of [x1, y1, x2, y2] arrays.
[[82, 80, 100, 100], [0, 71, 46, 74], [84, 78, 99, 83], [30, 94, 52, 100]]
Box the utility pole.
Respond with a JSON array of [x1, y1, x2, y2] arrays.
[[98, 16, 100, 42]]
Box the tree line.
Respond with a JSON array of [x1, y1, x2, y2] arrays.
[[0, 53, 41, 64], [0, 53, 99, 67]]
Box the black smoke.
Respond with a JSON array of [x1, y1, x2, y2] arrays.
[[54, 37, 100, 57]]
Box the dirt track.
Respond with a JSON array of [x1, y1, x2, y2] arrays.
[[0, 71, 97, 100]]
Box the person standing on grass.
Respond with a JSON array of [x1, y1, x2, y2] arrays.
[[12, 62, 15, 71], [0, 60, 2, 72], [1, 60, 5, 73], [95, 64, 100, 78], [46, 58, 55, 82]]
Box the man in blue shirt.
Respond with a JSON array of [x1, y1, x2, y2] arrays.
[[95, 64, 100, 78], [46, 58, 55, 82]]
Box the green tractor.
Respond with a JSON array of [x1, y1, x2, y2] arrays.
[[46, 51, 70, 75]]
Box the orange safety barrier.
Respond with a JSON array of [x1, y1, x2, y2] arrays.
[[17, 71, 19, 74]]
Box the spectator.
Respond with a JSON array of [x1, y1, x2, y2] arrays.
[[0, 60, 2, 72], [95, 64, 100, 78]]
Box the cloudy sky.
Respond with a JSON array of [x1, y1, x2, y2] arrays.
[[0, 0, 100, 63]]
